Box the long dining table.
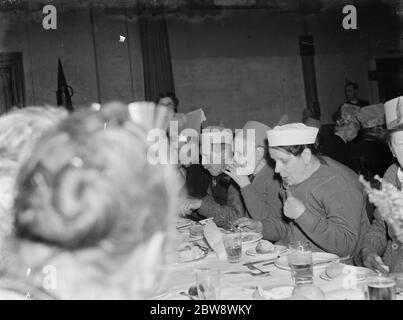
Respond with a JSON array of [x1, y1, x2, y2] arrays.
[[151, 218, 403, 300]]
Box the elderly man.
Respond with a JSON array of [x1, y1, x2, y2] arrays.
[[320, 104, 360, 170], [222, 120, 283, 221], [350, 103, 395, 180], [179, 126, 245, 229]]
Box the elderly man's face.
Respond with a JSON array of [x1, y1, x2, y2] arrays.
[[202, 143, 231, 176]]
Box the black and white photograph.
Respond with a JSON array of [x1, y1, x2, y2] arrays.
[[0, 0, 402, 304]]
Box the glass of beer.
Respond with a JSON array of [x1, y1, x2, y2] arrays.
[[194, 268, 221, 300], [223, 230, 242, 263], [288, 241, 313, 285], [366, 275, 396, 300]]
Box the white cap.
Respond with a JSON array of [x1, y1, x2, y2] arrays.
[[357, 103, 385, 128], [266, 123, 319, 147], [385, 96, 403, 130]]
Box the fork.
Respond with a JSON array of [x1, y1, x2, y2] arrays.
[[245, 264, 271, 276], [224, 270, 271, 277]]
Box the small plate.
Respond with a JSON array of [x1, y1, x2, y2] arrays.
[[178, 247, 209, 263], [190, 224, 204, 237], [246, 245, 288, 259], [241, 232, 263, 245], [257, 285, 294, 300], [320, 266, 375, 281], [275, 252, 339, 271]]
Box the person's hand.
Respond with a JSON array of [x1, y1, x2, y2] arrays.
[[234, 217, 263, 233], [223, 164, 251, 189], [179, 199, 202, 216], [283, 191, 306, 220], [361, 248, 389, 273]]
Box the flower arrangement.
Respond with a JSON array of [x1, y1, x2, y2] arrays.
[[360, 175, 403, 242]]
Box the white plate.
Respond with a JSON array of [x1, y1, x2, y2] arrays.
[[241, 232, 263, 245], [275, 252, 339, 271], [189, 224, 204, 237], [258, 285, 294, 300], [178, 247, 209, 263], [246, 245, 288, 259], [320, 266, 375, 281]]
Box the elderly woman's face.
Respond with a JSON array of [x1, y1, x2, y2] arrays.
[[202, 143, 231, 176], [269, 147, 307, 185], [390, 131, 403, 168]]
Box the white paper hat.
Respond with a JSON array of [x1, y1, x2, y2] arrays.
[[201, 126, 233, 145], [357, 103, 385, 128], [266, 123, 319, 147], [385, 96, 403, 130]]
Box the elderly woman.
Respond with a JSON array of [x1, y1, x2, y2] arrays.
[[0, 102, 182, 299], [179, 126, 245, 228], [0, 106, 67, 266], [360, 96, 403, 273], [236, 123, 369, 258]]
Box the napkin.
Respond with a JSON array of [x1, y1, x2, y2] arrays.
[[321, 266, 365, 293], [203, 221, 226, 260]]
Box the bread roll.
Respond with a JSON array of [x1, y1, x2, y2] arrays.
[[256, 240, 275, 254]]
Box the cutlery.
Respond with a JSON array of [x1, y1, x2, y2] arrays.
[[312, 255, 351, 267], [243, 258, 278, 266], [224, 270, 271, 277], [245, 264, 271, 276]]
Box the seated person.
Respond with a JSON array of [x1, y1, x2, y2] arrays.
[[179, 126, 245, 229], [350, 104, 395, 180], [236, 123, 369, 259], [0, 102, 182, 299], [320, 104, 360, 170], [360, 96, 403, 273], [223, 121, 283, 221]]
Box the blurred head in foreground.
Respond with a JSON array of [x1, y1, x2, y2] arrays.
[[4, 102, 182, 299], [0, 106, 67, 212], [0, 106, 67, 262]]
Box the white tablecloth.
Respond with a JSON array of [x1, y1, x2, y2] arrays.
[[153, 223, 403, 300]]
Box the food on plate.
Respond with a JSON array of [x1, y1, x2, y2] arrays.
[[178, 245, 205, 263], [189, 224, 204, 237], [324, 262, 345, 279], [292, 284, 325, 300], [255, 240, 276, 254]]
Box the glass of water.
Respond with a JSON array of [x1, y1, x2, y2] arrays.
[[223, 231, 242, 263], [194, 268, 221, 300], [366, 275, 396, 300], [288, 241, 313, 285]]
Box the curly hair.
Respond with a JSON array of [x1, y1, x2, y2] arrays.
[[13, 103, 181, 261]]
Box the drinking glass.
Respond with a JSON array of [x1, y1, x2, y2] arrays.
[[288, 241, 313, 285], [223, 231, 242, 263], [366, 275, 396, 300], [194, 268, 221, 300]]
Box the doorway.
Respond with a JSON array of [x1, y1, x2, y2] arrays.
[[0, 52, 25, 115], [376, 57, 403, 102]]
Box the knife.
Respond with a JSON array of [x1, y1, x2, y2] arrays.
[[243, 258, 278, 266]]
